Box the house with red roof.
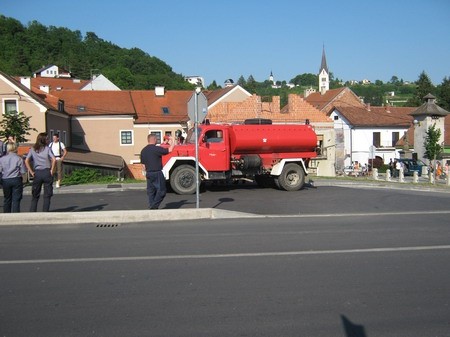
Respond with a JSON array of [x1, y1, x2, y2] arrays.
[[0, 71, 69, 151], [330, 103, 416, 170]]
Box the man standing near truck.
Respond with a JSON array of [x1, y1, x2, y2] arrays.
[[140, 134, 174, 209]]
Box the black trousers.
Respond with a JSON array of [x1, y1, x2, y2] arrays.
[[2, 177, 23, 213], [146, 171, 166, 209], [30, 168, 53, 212]]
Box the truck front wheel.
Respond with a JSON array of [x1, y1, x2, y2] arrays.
[[276, 163, 305, 191], [170, 165, 196, 195]]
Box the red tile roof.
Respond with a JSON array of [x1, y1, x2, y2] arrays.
[[335, 105, 415, 127], [42, 90, 192, 123], [29, 77, 89, 91], [47, 91, 137, 116], [203, 86, 237, 105], [131, 90, 191, 124], [305, 87, 364, 114]]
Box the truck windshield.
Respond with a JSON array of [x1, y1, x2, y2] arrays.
[[185, 127, 203, 144]]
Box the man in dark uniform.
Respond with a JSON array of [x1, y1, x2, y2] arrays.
[[140, 134, 174, 209]]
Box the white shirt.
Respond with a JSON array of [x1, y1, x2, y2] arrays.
[[49, 141, 66, 159]]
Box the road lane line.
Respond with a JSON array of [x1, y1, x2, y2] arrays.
[[1, 245, 450, 265]]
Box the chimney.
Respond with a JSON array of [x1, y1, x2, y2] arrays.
[[20, 77, 31, 90], [39, 85, 50, 93], [155, 86, 165, 96], [366, 103, 371, 111]]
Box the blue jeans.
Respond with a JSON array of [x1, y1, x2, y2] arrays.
[[2, 177, 23, 213], [146, 171, 166, 209], [30, 169, 53, 212]]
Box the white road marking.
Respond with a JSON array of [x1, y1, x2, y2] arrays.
[[1, 245, 450, 265]]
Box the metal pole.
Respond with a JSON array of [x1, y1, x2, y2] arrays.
[[194, 89, 200, 208]]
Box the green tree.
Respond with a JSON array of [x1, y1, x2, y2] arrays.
[[0, 111, 37, 143], [437, 76, 450, 111], [407, 71, 436, 106], [207, 80, 221, 90], [424, 124, 442, 162], [389, 76, 399, 85], [0, 16, 191, 90], [237, 75, 246, 86], [290, 73, 317, 87]]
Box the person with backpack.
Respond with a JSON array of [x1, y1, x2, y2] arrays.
[[49, 133, 67, 188]]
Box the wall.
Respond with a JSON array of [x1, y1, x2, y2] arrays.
[[0, 79, 46, 145]]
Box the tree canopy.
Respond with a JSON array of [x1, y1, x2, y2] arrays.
[[0, 15, 194, 90]]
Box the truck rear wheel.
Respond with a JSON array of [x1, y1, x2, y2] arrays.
[[276, 163, 305, 191], [170, 165, 196, 195]]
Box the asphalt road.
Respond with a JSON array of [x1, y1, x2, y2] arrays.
[[8, 180, 450, 215], [1, 183, 450, 336], [1, 212, 450, 337]]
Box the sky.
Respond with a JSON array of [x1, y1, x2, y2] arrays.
[[2, 0, 450, 86]]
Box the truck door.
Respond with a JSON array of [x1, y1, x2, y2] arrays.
[[200, 129, 230, 171]]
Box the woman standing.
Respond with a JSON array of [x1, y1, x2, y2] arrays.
[[25, 133, 56, 212], [0, 142, 26, 212]]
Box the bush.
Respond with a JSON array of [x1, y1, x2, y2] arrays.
[[62, 168, 117, 185]]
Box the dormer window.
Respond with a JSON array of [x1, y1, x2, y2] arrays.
[[58, 100, 64, 112], [162, 107, 170, 114]]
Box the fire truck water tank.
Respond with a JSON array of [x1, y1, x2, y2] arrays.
[[228, 124, 317, 154]]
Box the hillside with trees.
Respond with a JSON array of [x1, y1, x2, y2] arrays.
[[0, 15, 194, 90]]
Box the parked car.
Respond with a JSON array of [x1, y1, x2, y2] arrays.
[[397, 158, 426, 176]]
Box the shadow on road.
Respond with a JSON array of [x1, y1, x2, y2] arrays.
[[212, 197, 234, 208], [52, 204, 109, 212], [163, 199, 194, 209], [341, 315, 367, 337]]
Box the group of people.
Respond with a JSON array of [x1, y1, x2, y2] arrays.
[[389, 159, 402, 178], [0, 132, 66, 213], [1, 130, 175, 213]]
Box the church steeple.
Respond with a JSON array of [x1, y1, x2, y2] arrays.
[[320, 45, 329, 74], [319, 45, 330, 94]]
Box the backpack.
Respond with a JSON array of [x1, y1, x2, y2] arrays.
[[49, 141, 63, 157]]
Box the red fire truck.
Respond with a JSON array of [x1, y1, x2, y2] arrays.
[[162, 120, 318, 194]]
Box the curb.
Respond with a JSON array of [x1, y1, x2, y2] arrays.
[[0, 208, 263, 226]]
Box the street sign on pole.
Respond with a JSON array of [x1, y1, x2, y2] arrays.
[[369, 145, 376, 159], [194, 89, 200, 208], [188, 92, 208, 124]]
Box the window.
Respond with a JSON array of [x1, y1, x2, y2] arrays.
[[120, 130, 133, 145], [373, 132, 381, 148], [162, 107, 170, 114], [4, 100, 17, 114], [205, 130, 223, 143], [58, 100, 65, 112], [150, 131, 162, 144], [392, 132, 399, 147], [334, 115, 339, 121]]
